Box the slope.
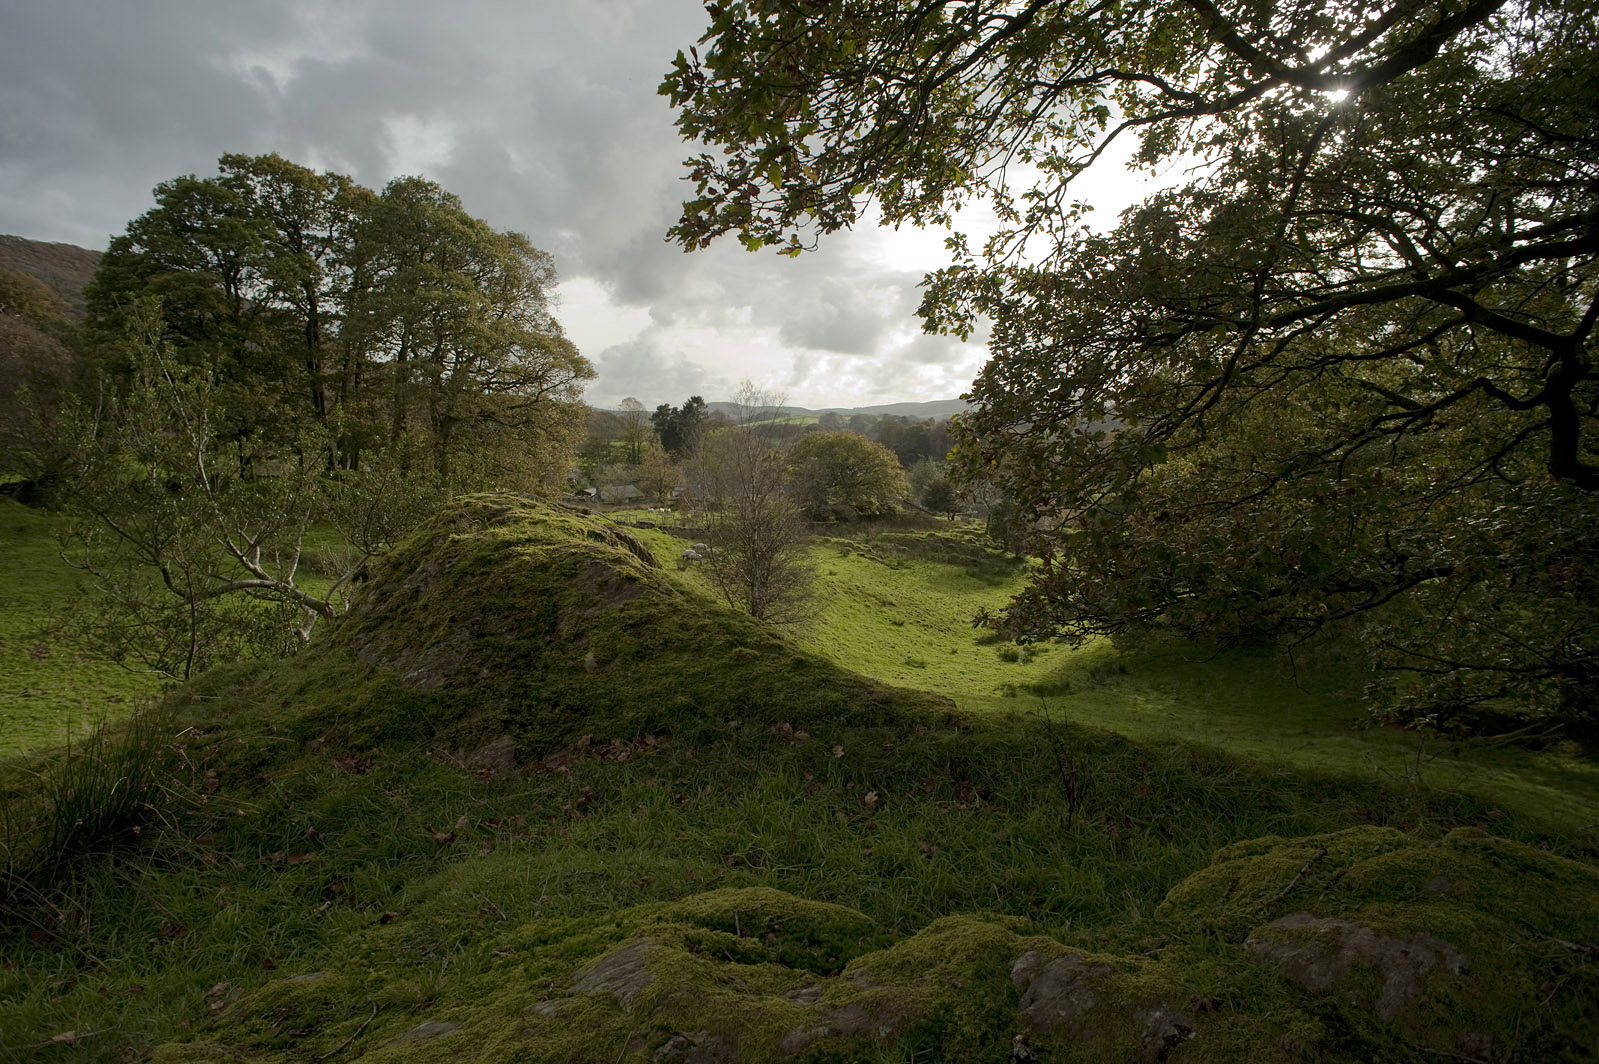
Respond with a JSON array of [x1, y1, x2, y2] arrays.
[[2, 496, 1595, 1063]]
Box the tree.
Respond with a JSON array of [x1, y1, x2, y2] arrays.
[[664, 3, 1599, 727], [921, 477, 959, 520], [686, 386, 811, 623], [57, 302, 361, 678], [636, 441, 682, 504], [618, 397, 650, 465], [88, 154, 591, 492], [63, 155, 592, 674], [788, 430, 909, 520], [651, 395, 709, 458]]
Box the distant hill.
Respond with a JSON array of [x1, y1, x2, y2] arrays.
[[0, 234, 101, 320], [701, 398, 969, 421]]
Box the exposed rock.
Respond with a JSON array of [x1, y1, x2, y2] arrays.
[[384, 1020, 460, 1046], [461, 734, 517, 776], [572, 940, 656, 1013], [651, 1030, 733, 1063], [1247, 913, 1468, 1021], [1010, 949, 1113, 1032], [1134, 1003, 1195, 1063]]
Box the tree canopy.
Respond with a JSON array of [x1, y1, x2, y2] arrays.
[[664, 2, 1599, 726], [88, 153, 592, 487], [789, 429, 910, 519], [60, 154, 593, 675], [651, 394, 710, 458]]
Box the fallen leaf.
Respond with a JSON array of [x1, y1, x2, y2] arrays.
[[918, 840, 936, 857], [454, 815, 471, 833], [862, 791, 879, 809], [286, 853, 313, 866], [832, 745, 845, 759], [50, 1031, 76, 1045]]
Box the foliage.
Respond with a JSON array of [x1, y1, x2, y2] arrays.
[[87, 153, 591, 490], [651, 394, 709, 458], [636, 440, 681, 503], [664, 1, 1599, 728], [686, 389, 812, 622], [921, 475, 959, 517], [54, 154, 592, 676], [55, 302, 380, 678], [788, 429, 909, 520], [0, 266, 81, 486]]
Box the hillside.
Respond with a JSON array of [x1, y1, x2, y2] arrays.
[[0, 234, 101, 319], [3, 496, 1596, 1062], [699, 399, 969, 421]]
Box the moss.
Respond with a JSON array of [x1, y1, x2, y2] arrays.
[[290, 494, 948, 763], [1159, 827, 1599, 1061]]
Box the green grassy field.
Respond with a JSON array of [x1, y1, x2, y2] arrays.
[[2, 498, 1595, 1062], [0, 500, 160, 754], [615, 509, 1599, 841]]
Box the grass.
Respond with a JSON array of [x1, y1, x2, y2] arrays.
[[0, 499, 160, 755], [613, 507, 1599, 841], [1, 498, 1595, 1061]]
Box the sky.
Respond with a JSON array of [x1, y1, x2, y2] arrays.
[[0, 0, 1153, 411]]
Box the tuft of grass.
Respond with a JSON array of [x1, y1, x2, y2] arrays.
[[1, 702, 175, 889]]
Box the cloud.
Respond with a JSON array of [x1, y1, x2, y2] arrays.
[[590, 326, 721, 408], [0, 0, 1069, 407]]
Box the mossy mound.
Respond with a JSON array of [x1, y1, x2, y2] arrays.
[[147, 828, 1599, 1063], [1158, 825, 1599, 1060], [299, 494, 951, 761]]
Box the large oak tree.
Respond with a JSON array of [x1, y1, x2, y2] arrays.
[[664, 1, 1599, 726]]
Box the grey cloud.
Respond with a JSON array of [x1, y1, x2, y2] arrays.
[[776, 276, 913, 356], [0, 0, 977, 407], [591, 327, 724, 410]]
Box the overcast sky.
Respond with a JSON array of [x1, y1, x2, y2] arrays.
[[0, 0, 1151, 410]]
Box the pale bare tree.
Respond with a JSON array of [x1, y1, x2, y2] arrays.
[[618, 396, 649, 465], [685, 383, 811, 623]]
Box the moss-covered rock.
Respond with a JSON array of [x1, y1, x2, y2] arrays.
[[148, 829, 1599, 1062]]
